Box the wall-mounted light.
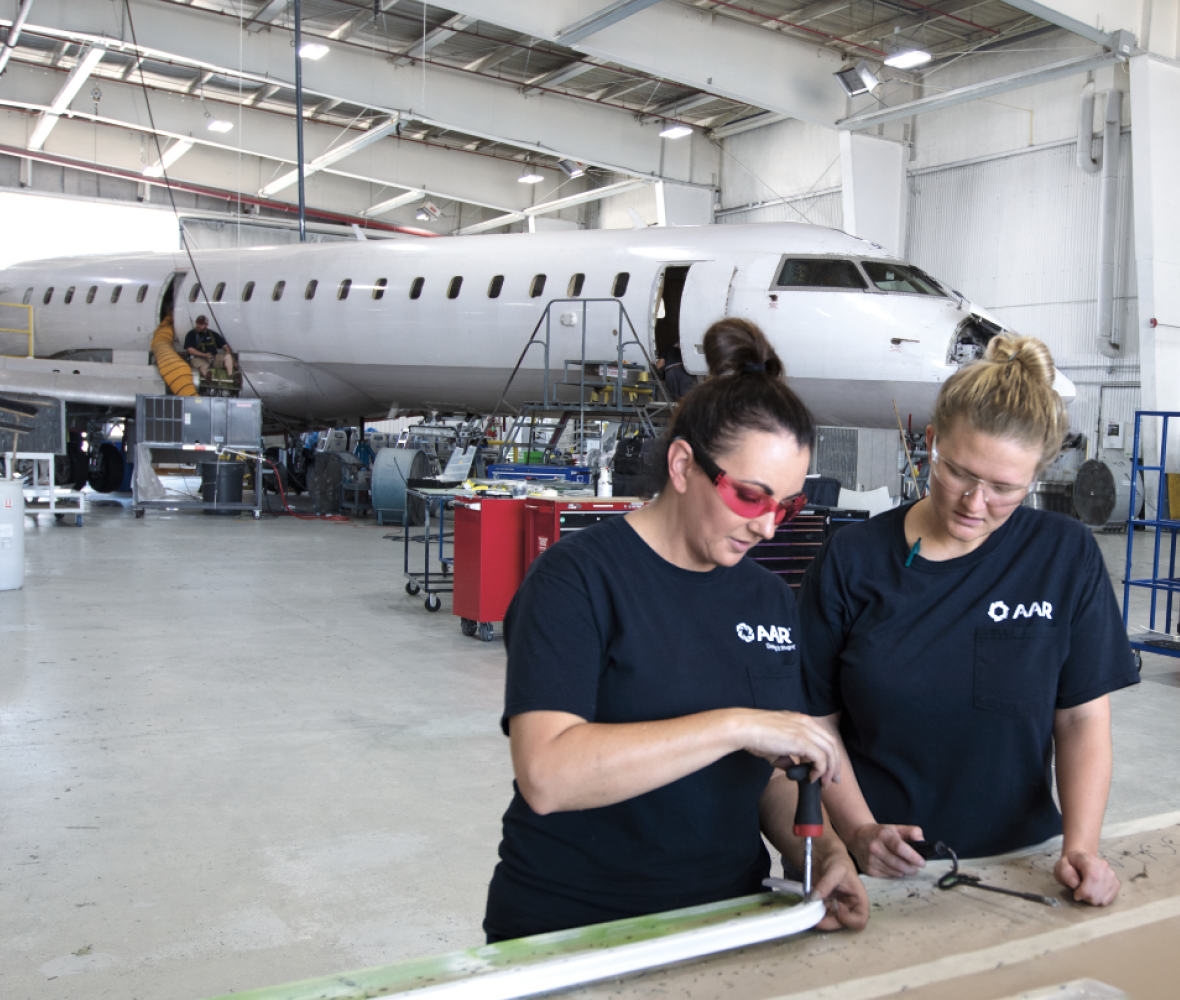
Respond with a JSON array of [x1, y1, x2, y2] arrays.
[[558, 159, 585, 178], [207, 119, 234, 133], [517, 166, 544, 184], [299, 42, 330, 60], [834, 61, 880, 97], [659, 124, 692, 139]]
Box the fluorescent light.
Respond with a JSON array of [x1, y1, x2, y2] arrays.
[[299, 43, 330, 60], [834, 61, 880, 97], [659, 124, 692, 139], [207, 119, 234, 133], [143, 139, 195, 178], [50, 47, 106, 115], [518, 168, 544, 184], [884, 48, 931, 69]]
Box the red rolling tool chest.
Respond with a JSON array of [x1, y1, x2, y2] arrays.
[[453, 496, 527, 642], [523, 497, 646, 570]]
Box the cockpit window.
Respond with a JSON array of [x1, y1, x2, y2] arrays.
[[861, 261, 946, 296], [775, 258, 866, 290]]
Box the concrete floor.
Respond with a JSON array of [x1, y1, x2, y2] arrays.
[[2, 498, 1178, 1000]]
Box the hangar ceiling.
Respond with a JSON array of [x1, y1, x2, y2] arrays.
[[0, 1, 1129, 235]]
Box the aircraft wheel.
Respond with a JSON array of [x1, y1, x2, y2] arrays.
[[68, 442, 88, 491], [425, 594, 442, 613], [88, 443, 124, 493]]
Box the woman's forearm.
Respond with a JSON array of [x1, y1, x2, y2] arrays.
[[1054, 696, 1113, 856]]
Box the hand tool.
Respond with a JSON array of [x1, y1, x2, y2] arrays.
[[914, 839, 1061, 907], [786, 762, 823, 897]]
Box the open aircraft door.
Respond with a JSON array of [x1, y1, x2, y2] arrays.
[[678, 261, 737, 376]]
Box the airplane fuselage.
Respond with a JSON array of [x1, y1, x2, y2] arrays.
[[0, 223, 1067, 428]]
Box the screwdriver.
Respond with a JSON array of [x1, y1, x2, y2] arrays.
[[786, 762, 824, 897]]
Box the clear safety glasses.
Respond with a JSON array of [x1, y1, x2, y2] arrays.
[[929, 440, 1032, 509], [684, 440, 808, 525]]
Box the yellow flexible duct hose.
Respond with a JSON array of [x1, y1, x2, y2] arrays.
[[151, 316, 198, 397]]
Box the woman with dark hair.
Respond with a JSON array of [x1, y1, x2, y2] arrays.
[[483, 318, 868, 942], [799, 335, 1138, 906]]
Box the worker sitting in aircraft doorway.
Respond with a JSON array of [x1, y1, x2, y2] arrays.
[[184, 315, 235, 378], [484, 318, 868, 942], [798, 334, 1140, 907], [656, 338, 696, 402]]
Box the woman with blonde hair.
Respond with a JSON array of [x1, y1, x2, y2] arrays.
[[798, 334, 1139, 906]]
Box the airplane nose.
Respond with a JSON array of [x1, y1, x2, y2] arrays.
[[1052, 367, 1077, 408]]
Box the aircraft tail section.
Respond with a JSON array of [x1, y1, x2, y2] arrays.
[[151, 317, 198, 397]]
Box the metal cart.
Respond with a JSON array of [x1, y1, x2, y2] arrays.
[[1122, 410, 1180, 669], [403, 487, 456, 613]]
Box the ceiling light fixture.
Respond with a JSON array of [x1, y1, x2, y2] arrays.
[[299, 42, 330, 60], [558, 159, 586, 179], [834, 60, 880, 97], [207, 119, 234, 133], [659, 124, 692, 139], [143, 139, 195, 178], [883, 26, 931, 70], [517, 167, 544, 184], [415, 200, 440, 221]]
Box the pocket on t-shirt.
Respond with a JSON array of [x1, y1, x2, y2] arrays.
[[973, 626, 1060, 717], [746, 662, 803, 711]]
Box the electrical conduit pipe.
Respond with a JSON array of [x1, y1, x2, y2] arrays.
[[1079, 83, 1123, 358], [150, 316, 198, 397]]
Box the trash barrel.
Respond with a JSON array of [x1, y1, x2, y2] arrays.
[[199, 461, 245, 516], [0, 476, 24, 590]]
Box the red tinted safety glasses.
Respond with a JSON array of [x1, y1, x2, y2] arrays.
[[683, 439, 808, 525]]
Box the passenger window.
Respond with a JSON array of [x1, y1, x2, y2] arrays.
[[242, 281, 255, 302], [448, 277, 462, 299], [338, 279, 351, 300], [775, 258, 867, 289], [568, 273, 585, 297], [111, 285, 122, 304], [305, 280, 318, 300], [188, 283, 201, 303], [22, 287, 33, 305], [43, 287, 53, 304], [488, 275, 504, 299], [530, 274, 547, 298], [64, 286, 75, 304], [373, 278, 387, 300], [272, 281, 286, 301], [612, 273, 630, 297], [409, 277, 424, 300], [137, 284, 149, 303], [213, 282, 226, 302], [86, 286, 97, 304], [861, 261, 946, 296]]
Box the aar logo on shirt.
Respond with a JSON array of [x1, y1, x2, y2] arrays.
[[988, 600, 1053, 622], [736, 622, 796, 652]]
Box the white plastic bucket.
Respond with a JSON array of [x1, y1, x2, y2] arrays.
[[0, 477, 25, 591]]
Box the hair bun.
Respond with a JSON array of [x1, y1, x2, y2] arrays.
[[703, 318, 784, 379], [984, 334, 1055, 387]]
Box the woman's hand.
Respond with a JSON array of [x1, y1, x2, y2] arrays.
[[1055, 850, 1120, 906], [739, 710, 842, 786], [846, 823, 927, 878], [813, 841, 869, 931]]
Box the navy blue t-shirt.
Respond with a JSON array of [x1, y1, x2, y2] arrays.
[[484, 516, 805, 940], [798, 504, 1138, 859]]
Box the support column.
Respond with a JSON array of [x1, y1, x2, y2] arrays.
[[838, 132, 908, 256], [1129, 53, 1180, 475]]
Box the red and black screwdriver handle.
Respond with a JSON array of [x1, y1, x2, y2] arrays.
[[785, 762, 824, 838]]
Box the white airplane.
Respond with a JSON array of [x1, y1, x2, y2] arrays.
[[0, 222, 1074, 432]]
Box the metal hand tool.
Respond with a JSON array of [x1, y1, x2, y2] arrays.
[[786, 762, 823, 897]]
